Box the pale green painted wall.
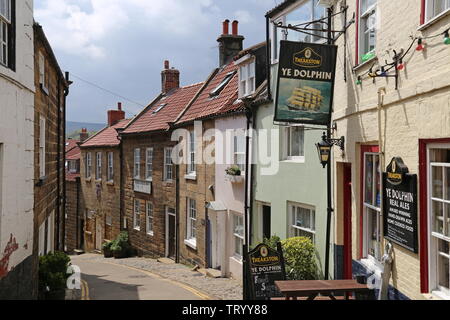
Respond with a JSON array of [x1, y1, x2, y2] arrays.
[[251, 68, 334, 279]]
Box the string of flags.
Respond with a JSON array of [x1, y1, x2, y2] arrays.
[[355, 28, 450, 87]]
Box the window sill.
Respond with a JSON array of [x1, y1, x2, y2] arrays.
[[95, 179, 102, 183], [281, 157, 305, 164], [353, 56, 378, 73], [184, 239, 197, 250], [230, 255, 243, 264], [418, 9, 450, 31], [85, 177, 92, 182], [184, 173, 197, 181], [134, 227, 141, 232], [147, 231, 154, 237], [106, 181, 114, 186], [430, 290, 450, 300]]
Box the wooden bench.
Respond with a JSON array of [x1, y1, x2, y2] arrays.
[[271, 295, 355, 301]]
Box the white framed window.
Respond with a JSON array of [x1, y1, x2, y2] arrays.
[[425, 0, 450, 22], [0, 0, 11, 67], [164, 147, 173, 181], [107, 152, 113, 182], [146, 202, 154, 236], [186, 198, 197, 245], [96, 152, 102, 180], [234, 131, 246, 173], [134, 148, 140, 179], [358, 0, 377, 63], [289, 203, 316, 242], [363, 152, 382, 261], [68, 160, 78, 173], [39, 116, 46, 178], [270, 0, 326, 63], [134, 199, 141, 231], [239, 61, 255, 98], [145, 147, 153, 181], [46, 211, 54, 254], [187, 131, 196, 175], [85, 152, 92, 179], [283, 126, 305, 161], [428, 145, 450, 299], [233, 214, 244, 259]]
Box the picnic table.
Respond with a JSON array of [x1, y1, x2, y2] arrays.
[[274, 279, 370, 300]]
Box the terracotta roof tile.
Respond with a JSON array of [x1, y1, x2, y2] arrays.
[[176, 62, 241, 124], [123, 83, 204, 134], [65, 171, 80, 182], [81, 119, 130, 147]]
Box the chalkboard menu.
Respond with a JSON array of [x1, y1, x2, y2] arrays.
[[383, 157, 418, 253], [247, 243, 286, 300]]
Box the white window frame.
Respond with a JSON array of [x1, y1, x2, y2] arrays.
[[68, 160, 77, 174], [427, 143, 450, 300], [86, 152, 92, 179], [233, 214, 244, 260], [270, 0, 326, 64], [96, 152, 102, 180], [107, 152, 114, 182], [363, 152, 382, 262], [288, 202, 316, 242], [425, 0, 450, 23], [39, 116, 46, 178], [0, 0, 10, 67], [46, 211, 54, 254], [134, 199, 141, 231], [186, 198, 197, 247], [358, 0, 377, 63], [238, 60, 256, 98], [146, 201, 154, 236], [164, 147, 173, 181], [283, 126, 305, 162], [234, 131, 246, 174], [134, 148, 140, 179], [145, 147, 153, 181], [187, 131, 196, 175]]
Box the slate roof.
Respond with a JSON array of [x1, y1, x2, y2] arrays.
[[175, 62, 243, 125], [122, 83, 204, 134], [81, 119, 130, 148]]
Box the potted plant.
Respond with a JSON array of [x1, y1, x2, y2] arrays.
[[110, 232, 132, 259], [102, 241, 113, 258], [225, 165, 244, 183], [38, 251, 73, 300]]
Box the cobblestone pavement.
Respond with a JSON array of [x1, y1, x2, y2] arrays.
[[72, 254, 243, 300]]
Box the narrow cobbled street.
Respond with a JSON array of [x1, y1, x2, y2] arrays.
[[71, 254, 242, 300]]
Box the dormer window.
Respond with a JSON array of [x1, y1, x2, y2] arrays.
[[239, 61, 255, 98], [210, 71, 236, 98]]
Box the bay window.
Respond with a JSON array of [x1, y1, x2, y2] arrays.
[[428, 145, 450, 299], [359, 0, 377, 63], [363, 152, 382, 261]]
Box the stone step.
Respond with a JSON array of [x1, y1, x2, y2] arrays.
[[157, 257, 175, 264], [203, 268, 222, 278]]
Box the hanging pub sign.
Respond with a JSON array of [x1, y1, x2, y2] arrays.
[[383, 157, 418, 253], [246, 243, 286, 300], [274, 40, 338, 126]]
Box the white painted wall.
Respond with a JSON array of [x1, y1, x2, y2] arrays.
[[215, 114, 247, 281], [0, 0, 35, 274]]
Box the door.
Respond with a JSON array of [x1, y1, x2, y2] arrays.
[[262, 205, 271, 240], [166, 207, 176, 259], [95, 218, 103, 251], [343, 163, 353, 279]]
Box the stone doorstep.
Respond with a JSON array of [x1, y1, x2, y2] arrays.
[[198, 268, 222, 279], [74, 249, 85, 255], [157, 257, 176, 264]]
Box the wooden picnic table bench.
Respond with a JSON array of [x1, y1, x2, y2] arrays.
[[274, 279, 370, 300]]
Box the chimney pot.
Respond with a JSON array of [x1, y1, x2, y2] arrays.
[[232, 20, 239, 36], [164, 60, 170, 70], [223, 19, 230, 35], [80, 128, 89, 142], [118, 102, 122, 111]]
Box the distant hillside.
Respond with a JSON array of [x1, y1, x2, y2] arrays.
[[66, 121, 105, 134]]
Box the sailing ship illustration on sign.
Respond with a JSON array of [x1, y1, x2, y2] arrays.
[[286, 86, 324, 111]]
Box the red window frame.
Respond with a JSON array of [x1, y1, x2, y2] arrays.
[[359, 145, 379, 260], [421, 0, 426, 25]]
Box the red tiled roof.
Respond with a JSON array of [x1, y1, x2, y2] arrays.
[[66, 171, 80, 182], [81, 119, 130, 147], [123, 83, 204, 134], [176, 62, 241, 125], [65, 139, 79, 153]]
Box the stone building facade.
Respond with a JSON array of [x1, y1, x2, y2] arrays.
[[79, 105, 128, 252]]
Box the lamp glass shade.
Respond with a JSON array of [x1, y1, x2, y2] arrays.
[[316, 142, 331, 167]]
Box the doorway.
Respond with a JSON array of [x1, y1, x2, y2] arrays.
[[166, 207, 176, 259], [343, 163, 353, 279], [262, 205, 271, 240]]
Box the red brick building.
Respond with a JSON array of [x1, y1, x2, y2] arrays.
[[79, 104, 129, 252], [120, 61, 204, 259]]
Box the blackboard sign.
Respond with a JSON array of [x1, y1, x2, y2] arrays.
[[383, 157, 418, 253], [247, 243, 286, 300], [274, 40, 338, 125]]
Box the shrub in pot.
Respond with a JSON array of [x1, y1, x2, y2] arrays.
[[102, 241, 113, 258], [225, 165, 242, 176], [110, 231, 131, 259], [38, 251, 73, 300]]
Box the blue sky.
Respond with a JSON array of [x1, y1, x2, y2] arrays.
[[35, 0, 279, 124]]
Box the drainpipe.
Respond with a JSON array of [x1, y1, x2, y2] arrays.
[[265, 16, 272, 101], [119, 134, 124, 231], [62, 72, 71, 251], [56, 74, 61, 251], [175, 163, 180, 264]]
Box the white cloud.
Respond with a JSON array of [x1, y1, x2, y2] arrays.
[[234, 10, 253, 24], [35, 0, 220, 59]]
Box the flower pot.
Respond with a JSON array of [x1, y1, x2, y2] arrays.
[[113, 250, 125, 259], [225, 174, 244, 184], [103, 248, 113, 258]]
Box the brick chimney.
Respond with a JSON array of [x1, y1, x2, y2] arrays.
[[80, 128, 89, 142], [161, 60, 180, 94], [217, 20, 244, 67], [107, 102, 126, 127]]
